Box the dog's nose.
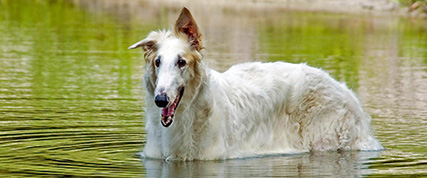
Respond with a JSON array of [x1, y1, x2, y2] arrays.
[[155, 93, 169, 108]]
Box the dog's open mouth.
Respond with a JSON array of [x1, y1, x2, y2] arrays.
[[161, 87, 184, 127]]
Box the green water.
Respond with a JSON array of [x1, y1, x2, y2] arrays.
[[0, 0, 426, 177]]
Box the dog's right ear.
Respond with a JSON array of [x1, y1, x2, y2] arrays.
[[128, 39, 156, 52], [128, 32, 159, 52]]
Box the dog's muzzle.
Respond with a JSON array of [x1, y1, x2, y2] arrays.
[[154, 87, 184, 127]]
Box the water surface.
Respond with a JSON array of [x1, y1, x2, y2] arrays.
[[0, 0, 426, 177]]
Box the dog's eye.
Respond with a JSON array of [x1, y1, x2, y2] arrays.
[[177, 58, 186, 68], [155, 57, 161, 67]]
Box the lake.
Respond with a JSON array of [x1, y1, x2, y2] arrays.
[[0, 0, 426, 177]]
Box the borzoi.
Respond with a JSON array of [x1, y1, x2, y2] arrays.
[[129, 7, 383, 160]]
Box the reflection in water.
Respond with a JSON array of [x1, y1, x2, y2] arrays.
[[0, 0, 426, 177], [143, 152, 381, 178]]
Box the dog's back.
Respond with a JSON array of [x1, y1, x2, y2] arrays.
[[207, 62, 382, 157]]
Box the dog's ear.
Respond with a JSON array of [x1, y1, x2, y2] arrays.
[[174, 7, 203, 51], [128, 31, 160, 52], [128, 38, 156, 52]]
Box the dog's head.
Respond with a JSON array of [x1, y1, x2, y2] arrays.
[[129, 7, 203, 127]]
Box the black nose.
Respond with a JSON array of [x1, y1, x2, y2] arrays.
[[155, 93, 169, 108]]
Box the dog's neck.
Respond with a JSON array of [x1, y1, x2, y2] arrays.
[[178, 61, 212, 125], [162, 62, 216, 159]]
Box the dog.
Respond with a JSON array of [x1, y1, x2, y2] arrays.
[[129, 7, 383, 160]]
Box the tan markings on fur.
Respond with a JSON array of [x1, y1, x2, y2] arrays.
[[142, 41, 157, 54], [298, 121, 304, 140], [143, 46, 158, 94]]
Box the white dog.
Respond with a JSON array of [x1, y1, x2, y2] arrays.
[[129, 7, 383, 160]]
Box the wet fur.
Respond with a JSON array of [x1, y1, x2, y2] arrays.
[[130, 8, 383, 160]]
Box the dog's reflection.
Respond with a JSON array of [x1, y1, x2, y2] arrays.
[[142, 151, 381, 178]]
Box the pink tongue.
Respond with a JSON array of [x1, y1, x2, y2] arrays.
[[161, 104, 175, 117]]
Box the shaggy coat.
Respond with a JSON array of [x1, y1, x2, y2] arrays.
[[129, 7, 383, 160]]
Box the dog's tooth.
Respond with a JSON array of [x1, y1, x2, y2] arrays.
[[161, 115, 174, 127]]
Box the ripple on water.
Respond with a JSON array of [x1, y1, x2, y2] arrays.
[[0, 121, 145, 177]]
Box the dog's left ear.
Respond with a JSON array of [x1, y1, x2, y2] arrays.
[[174, 7, 203, 51]]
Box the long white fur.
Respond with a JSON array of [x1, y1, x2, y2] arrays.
[[130, 8, 383, 161]]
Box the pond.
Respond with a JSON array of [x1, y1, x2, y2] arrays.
[[0, 0, 426, 177]]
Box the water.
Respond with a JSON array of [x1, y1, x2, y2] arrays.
[[0, 0, 426, 177]]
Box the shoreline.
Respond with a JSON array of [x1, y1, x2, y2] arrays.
[[70, 0, 426, 17]]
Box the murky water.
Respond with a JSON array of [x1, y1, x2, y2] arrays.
[[0, 0, 426, 177]]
